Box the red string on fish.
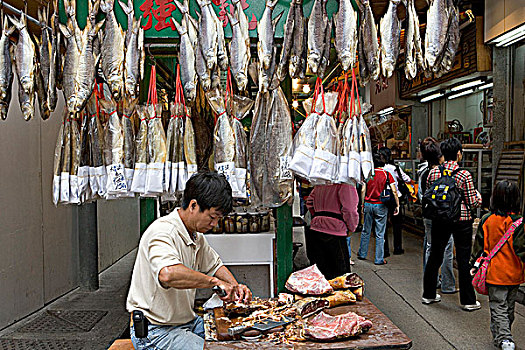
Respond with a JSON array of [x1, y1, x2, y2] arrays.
[[352, 68, 361, 116]]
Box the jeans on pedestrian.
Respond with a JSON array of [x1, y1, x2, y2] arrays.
[[423, 220, 476, 306], [346, 236, 352, 259], [423, 218, 456, 292], [358, 202, 388, 264], [488, 284, 519, 347], [130, 316, 205, 350]]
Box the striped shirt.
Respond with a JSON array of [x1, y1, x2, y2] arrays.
[[427, 161, 482, 221]]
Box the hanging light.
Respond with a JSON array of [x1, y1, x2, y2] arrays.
[[490, 24, 525, 47], [478, 82, 493, 90], [420, 92, 444, 103], [292, 100, 299, 109], [448, 89, 475, 100], [377, 107, 394, 115], [302, 84, 311, 94], [292, 79, 300, 92], [450, 80, 484, 92]]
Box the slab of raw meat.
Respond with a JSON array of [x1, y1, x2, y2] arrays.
[[285, 265, 333, 295], [305, 311, 373, 341]]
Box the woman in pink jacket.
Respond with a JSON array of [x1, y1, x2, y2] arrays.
[[306, 183, 360, 279]]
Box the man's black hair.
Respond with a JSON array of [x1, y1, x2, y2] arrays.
[[490, 180, 522, 217], [378, 147, 393, 165], [421, 137, 442, 167], [440, 137, 463, 161], [181, 171, 233, 215], [373, 148, 386, 168]]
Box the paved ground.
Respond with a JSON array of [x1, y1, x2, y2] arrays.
[[1, 228, 524, 349]]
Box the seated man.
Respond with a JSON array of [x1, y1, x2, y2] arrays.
[[127, 171, 252, 349]]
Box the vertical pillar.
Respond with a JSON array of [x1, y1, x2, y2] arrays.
[[276, 204, 293, 293], [78, 202, 99, 291], [492, 46, 511, 179]]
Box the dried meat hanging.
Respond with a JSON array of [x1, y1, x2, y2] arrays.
[[69, 111, 81, 204], [144, 64, 167, 196], [78, 109, 92, 203], [52, 107, 67, 206], [130, 104, 149, 195]]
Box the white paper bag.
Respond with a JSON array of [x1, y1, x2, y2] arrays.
[[60, 172, 70, 204], [288, 144, 315, 179], [337, 154, 351, 184], [120, 168, 136, 198], [215, 161, 236, 191], [348, 150, 361, 182], [361, 151, 373, 181], [78, 166, 91, 202], [131, 162, 147, 194], [163, 161, 172, 192], [53, 175, 60, 206], [94, 165, 107, 197], [145, 162, 164, 194], [309, 149, 337, 182], [106, 163, 128, 194], [233, 167, 247, 199], [176, 162, 188, 192], [170, 163, 178, 193]]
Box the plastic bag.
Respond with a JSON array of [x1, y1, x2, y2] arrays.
[[145, 104, 167, 195], [131, 106, 149, 194]]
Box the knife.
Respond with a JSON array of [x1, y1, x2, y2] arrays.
[[212, 285, 227, 297]]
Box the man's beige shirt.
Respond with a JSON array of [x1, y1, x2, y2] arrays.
[[126, 209, 223, 325]]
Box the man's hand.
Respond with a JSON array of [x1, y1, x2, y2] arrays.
[[470, 268, 477, 276], [393, 206, 400, 215], [233, 284, 252, 303]]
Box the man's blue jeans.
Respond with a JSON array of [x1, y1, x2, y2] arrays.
[[130, 316, 205, 350], [358, 202, 388, 264]]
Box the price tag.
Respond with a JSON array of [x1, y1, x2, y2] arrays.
[[280, 156, 293, 180], [108, 164, 128, 192]]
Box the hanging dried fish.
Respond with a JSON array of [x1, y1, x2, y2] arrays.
[[379, 0, 402, 79], [334, 0, 358, 72], [249, 92, 270, 203], [196, 0, 218, 71], [78, 111, 92, 203], [424, 0, 450, 71], [226, 11, 249, 91], [357, 0, 380, 81], [307, 0, 328, 75], [70, 114, 81, 204], [144, 104, 168, 195], [10, 13, 36, 120], [184, 114, 198, 180], [120, 0, 145, 100], [53, 112, 66, 205], [100, 0, 125, 99], [172, 18, 197, 102], [101, 98, 127, 195], [437, 0, 460, 75], [274, 0, 295, 85], [289, 0, 306, 79], [0, 16, 14, 120], [86, 94, 106, 197], [258, 0, 282, 71], [122, 96, 138, 194]]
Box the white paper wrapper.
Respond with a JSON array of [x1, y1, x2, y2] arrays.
[[187, 164, 197, 180], [164, 161, 172, 192], [170, 163, 178, 193], [78, 166, 90, 202], [337, 154, 351, 184], [215, 161, 236, 191], [348, 150, 361, 182], [309, 148, 338, 182], [288, 144, 315, 178], [361, 151, 373, 181], [120, 168, 136, 198], [145, 161, 164, 194], [176, 162, 188, 192], [233, 167, 247, 199], [69, 175, 80, 204], [60, 172, 70, 204], [94, 165, 107, 197], [131, 162, 147, 193], [106, 163, 128, 194], [53, 175, 60, 206]]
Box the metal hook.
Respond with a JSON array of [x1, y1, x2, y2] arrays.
[[146, 44, 156, 66]]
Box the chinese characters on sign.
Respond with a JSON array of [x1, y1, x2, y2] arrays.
[[138, 0, 257, 34]]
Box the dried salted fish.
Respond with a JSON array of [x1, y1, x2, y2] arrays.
[[172, 18, 197, 102], [357, 0, 380, 81], [226, 11, 249, 91], [334, 0, 358, 71], [425, 0, 450, 71], [379, 0, 402, 79], [274, 0, 295, 84], [0, 17, 14, 120], [69, 114, 81, 204], [289, 0, 306, 79], [184, 114, 197, 180], [78, 111, 91, 203], [59, 20, 80, 114], [438, 0, 460, 74], [53, 113, 66, 205], [100, 0, 125, 99], [307, 0, 328, 75], [120, 0, 145, 100], [264, 88, 293, 206], [196, 0, 218, 71], [258, 0, 282, 71], [144, 104, 167, 195], [249, 92, 269, 203]]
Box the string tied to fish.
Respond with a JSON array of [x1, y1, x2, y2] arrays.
[[310, 77, 326, 116]]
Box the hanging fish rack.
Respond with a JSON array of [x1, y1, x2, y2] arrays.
[[0, 1, 52, 30]]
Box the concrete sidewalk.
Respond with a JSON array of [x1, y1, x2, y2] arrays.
[[1, 228, 524, 349]]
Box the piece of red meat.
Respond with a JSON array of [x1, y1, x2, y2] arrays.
[[305, 311, 373, 341], [285, 265, 333, 295]]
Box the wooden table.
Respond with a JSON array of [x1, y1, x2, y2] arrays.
[[206, 297, 412, 349]]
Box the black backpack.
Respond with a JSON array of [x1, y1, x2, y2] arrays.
[[422, 166, 464, 222]]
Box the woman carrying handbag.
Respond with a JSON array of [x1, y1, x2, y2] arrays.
[[357, 149, 399, 265], [470, 180, 525, 350]]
